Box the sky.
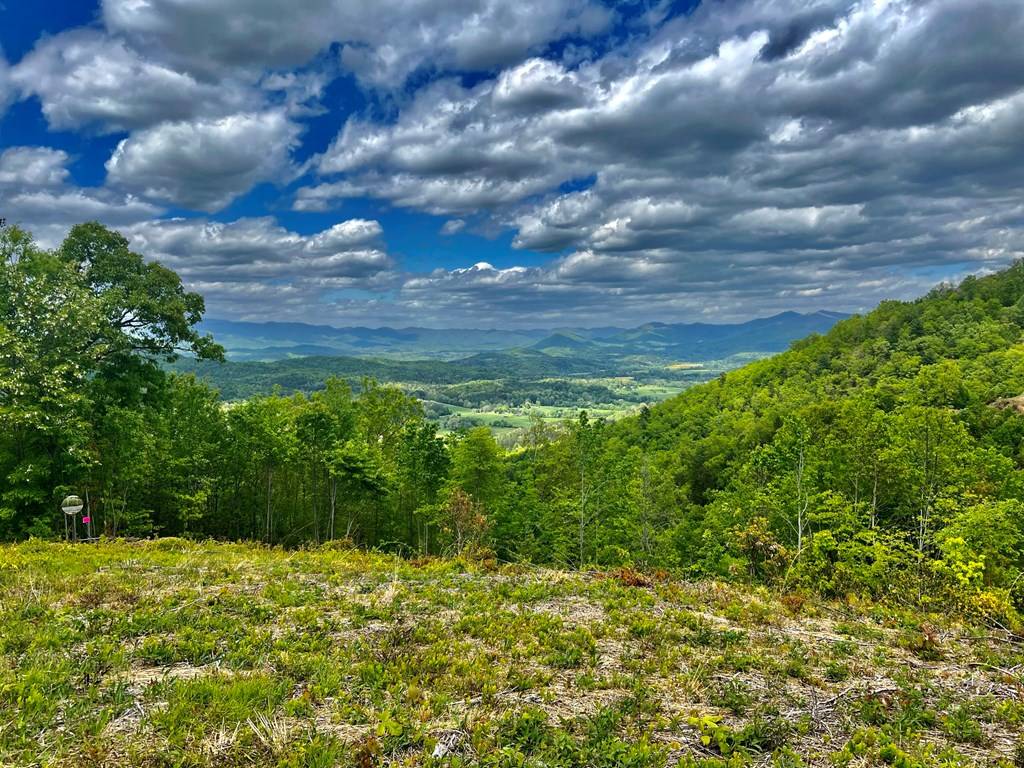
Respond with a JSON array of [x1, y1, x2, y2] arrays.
[[1, 0, 1023, 329]]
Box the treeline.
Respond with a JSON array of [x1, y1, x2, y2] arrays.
[[173, 348, 609, 401], [410, 379, 630, 409], [3, 223, 1024, 624], [0, 223, 497, 553], [174, 349, 704, 404]]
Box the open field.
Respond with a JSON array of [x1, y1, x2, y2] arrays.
[[428, 401, 640, 440], [2, 540, 1022, 767]]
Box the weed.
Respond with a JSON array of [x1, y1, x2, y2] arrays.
[[0, 540, 1019, 767], [711, 679, 754, 715]]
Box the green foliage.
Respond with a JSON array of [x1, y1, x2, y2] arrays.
[[0, 223, 221, 537], [493, 259, 1024, 621], [4, 220, 1024, 633]]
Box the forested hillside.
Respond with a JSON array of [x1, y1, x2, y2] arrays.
[[2, 223, 1024, 627], [198, 312, 845, 362]]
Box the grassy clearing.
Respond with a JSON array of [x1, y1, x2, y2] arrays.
[[1, 540, 1022, 767]]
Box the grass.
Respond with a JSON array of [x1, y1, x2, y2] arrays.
[[1, 540, 1022, 767], [423, 370, 721, 438]]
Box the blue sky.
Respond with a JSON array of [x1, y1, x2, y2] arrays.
[[1, 0, 1023, 327]]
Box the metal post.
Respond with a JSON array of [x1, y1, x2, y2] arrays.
[[60, 495, 84, 544]]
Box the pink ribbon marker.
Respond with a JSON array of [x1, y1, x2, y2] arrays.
[[82, 516, 91, 524]]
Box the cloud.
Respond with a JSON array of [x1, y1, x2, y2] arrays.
[[11, 29, 255, 132], [0, 145, 164, 247], [117, 216, 398, 321], [492, 58, 587, 112], [287, 0, 1024, 324], [381, 243, 994, 327], [729, 205, 866, 235], [122, 216, 394, 281], [5, 0, 1024, 326], [305, 219, 383, 252], [440, 219, 466, 236], [4, 189, 161, 231], [0, 147, 71, 187], [305, 30, 775, 215], [105, 111, 302, 211], [757, 7, 844, 62], [102, 0, 612, 86]]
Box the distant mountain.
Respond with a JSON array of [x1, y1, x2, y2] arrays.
[[197, 319, 553, 361], [531, 332, 602, 356], [178, 311, 850, 400], [200, 311, 848, 362], [599, 310, 849, 358]]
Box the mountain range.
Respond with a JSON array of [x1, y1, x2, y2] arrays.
[[200, 311, 849, 362]]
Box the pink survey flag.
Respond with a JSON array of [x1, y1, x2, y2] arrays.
[[82, 516, 91, 524]]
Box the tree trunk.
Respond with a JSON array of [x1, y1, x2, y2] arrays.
[[329, 476, 337, 540], [265, 466, 273, 544]]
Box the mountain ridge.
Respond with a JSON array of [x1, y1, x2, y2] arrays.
[[200, 311, 850, 362]]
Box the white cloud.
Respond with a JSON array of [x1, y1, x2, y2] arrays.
[[0, 147, 71, 187], [294, 173, 559, 216], [304, 219, 383, 253], [284, 0, 1024, 323], [0, 145, 164, 247], [493, 58, 586, 111], [4, 0, 1024, 325], [123, 216, 394, 281], [11, 29, 254, 132], [5, 189, 161, 230], [105, 111, 302, 211], [102, 0, 612, 86], [729, 205, 866, 234], [116, 216, 398, 320]]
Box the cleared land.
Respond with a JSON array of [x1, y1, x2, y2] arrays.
[[1, 541, 1022, 767]]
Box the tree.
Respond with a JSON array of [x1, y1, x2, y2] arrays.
[[776, 416, 813, 553], [568, 412, 605, 566], [888, 407, 971, 555], [0, 226, 97, 534], [439, 487, 490, 554], [449, 427, 504, 512], [396, 421, 449, 552], [296, 401, 335, 544], [327, 441, 389, 542], [238, 396, 296, 544], [0, 222, 220, 536], [57, 223, 222, 365]]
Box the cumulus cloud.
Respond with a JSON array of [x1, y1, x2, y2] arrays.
[[492, 58, 587, 112], [118, 216, 397, 320], [0, 146, 164, 247], [102, 0, 611, 86], [306, 29, 775, 216], [5, 0, 1024, 325], [123, 216, 392, 278], [105, 111, 302, 211], [284, 0, 1024, 324], [5, 189, 161, 231], [0, 147, 71, 187], [11, 29, 255, 132], [305, 219, 383, 252]]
